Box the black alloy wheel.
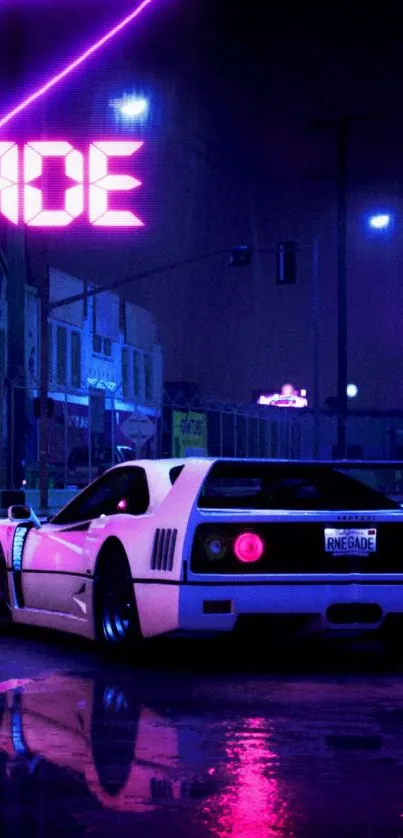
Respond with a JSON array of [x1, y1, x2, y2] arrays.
[[94, 541, 141, 652], [91, 681, 139, 797]]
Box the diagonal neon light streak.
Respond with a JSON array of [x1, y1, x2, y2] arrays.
[[0, 0, 154, 129]]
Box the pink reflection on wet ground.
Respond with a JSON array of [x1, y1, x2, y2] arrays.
[[200, 717, 297, 837]]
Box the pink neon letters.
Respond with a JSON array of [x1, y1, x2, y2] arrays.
[[89, 141, 143, 227], [24, 142, 84, 227], [0, 143, 18, 224], [0, 141, 143, 227]]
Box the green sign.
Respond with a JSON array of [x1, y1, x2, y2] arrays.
[[172, 410, 207, 457]]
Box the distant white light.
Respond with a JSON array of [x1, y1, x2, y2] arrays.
[[112, 95, 149, 121], [368, 213, 392, 230], [347, 383, 358, 399]]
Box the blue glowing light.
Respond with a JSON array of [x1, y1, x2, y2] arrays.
[[347, 383, 358, 399], [112, 95, 149, 122], [368, 213, 392, 230], [12, 526, 29, 571], [12, 710, 28, 755]]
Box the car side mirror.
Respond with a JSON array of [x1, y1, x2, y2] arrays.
[[8, 504, 32, 520], [7, 505, 41, 527]]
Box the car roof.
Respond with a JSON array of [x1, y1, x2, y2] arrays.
[[111, 458, 403, 470]]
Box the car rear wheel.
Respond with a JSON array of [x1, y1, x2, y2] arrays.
[[94, 541, 142, 654]]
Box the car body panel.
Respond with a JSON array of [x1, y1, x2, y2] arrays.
[[1, 457, 403, 643]]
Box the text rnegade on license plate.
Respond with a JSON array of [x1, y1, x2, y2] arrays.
[[324, 528, 377, 556]]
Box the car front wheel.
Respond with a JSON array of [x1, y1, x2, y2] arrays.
[[0, 545, 11, 628], [94, 540, 142, 654]]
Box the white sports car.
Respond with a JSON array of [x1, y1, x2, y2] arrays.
[[1, 457, 403, 652]]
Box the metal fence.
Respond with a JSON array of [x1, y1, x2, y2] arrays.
[[3, 382, 403, 494], [161, 392, 403, 463], [3, 379, 159, 492]]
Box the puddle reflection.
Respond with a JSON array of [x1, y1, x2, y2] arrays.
[[1, 671, 403, 836]]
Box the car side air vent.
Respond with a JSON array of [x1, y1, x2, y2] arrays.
[[151, 528, 178, 571]]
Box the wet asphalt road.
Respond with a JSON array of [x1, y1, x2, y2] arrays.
[[2, 630, 403, 836]]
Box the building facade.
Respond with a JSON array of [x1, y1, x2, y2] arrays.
[[1, 266, 162, 488]]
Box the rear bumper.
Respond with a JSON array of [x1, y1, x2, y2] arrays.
[[135, 579, 403, 638], [178, 580, 403, 635]]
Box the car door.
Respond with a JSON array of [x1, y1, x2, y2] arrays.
[[19, 466, 150, 616]]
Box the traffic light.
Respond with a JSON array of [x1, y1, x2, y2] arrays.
[[276, 241, 297, 284], [33, 397, 55, 419]]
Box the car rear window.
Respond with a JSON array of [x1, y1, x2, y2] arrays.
[[197, 462, 400, 510], [338, 466, 403, 501]]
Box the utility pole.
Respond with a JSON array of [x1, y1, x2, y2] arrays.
[[4, 11, 27, 489], [312, 237, 320, 458], [336, 116, 348, 458], [39, 267, 49, 514]]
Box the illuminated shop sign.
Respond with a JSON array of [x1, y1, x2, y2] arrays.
[[255, 384, 308, 408], [0, 140, 143, 227]]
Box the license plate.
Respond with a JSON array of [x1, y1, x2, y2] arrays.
[[324, 528, 377, 556]]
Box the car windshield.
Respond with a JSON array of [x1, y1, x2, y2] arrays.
[[198, 462, 401, 511]]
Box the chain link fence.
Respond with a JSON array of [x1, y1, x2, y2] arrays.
[[3, 379, 159, 492], [161, 392, 403, 463], [3, 382, 403, 496]]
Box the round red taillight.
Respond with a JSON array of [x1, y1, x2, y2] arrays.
[[233, 532, 264, 563]]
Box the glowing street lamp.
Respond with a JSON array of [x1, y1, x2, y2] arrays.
[[112, 95, 149, 121], [368, 213, 393, 231], [347, 383, 358, 399]]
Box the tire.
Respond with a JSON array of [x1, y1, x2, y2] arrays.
[[94, 540, 142, 654], [0, 544, 11, 627], [91, 681, 139, 797], [380, 616, 403, 655]]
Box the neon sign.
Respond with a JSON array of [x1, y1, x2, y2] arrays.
[[0, 1, 154, 130], [256, 385, 308, 409], [0, 141, 143, 227]]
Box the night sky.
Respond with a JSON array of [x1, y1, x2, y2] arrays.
[[3, 1, 403, 174], [2, 1, 403, 407]]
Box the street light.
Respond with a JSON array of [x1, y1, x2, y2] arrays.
[[368, 213, 393, 231], [347, 383, 358, 399], [111, 95, 149, 121]]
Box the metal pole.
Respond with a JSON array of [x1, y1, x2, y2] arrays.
[[4, 13, 27, 492], [153, 412, 158, 459], [88, 395, 92, 484], [312, 237, 320, 458], [64, 392, 68, 488], [39, 268, 49, 513], [111, 396, 115, 464], [49, 249, 239, 312], [10, 381, 15, 490], [337, 116, 348, 458], [219, 409, 223, 457], [159, 400, 164, 458]]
